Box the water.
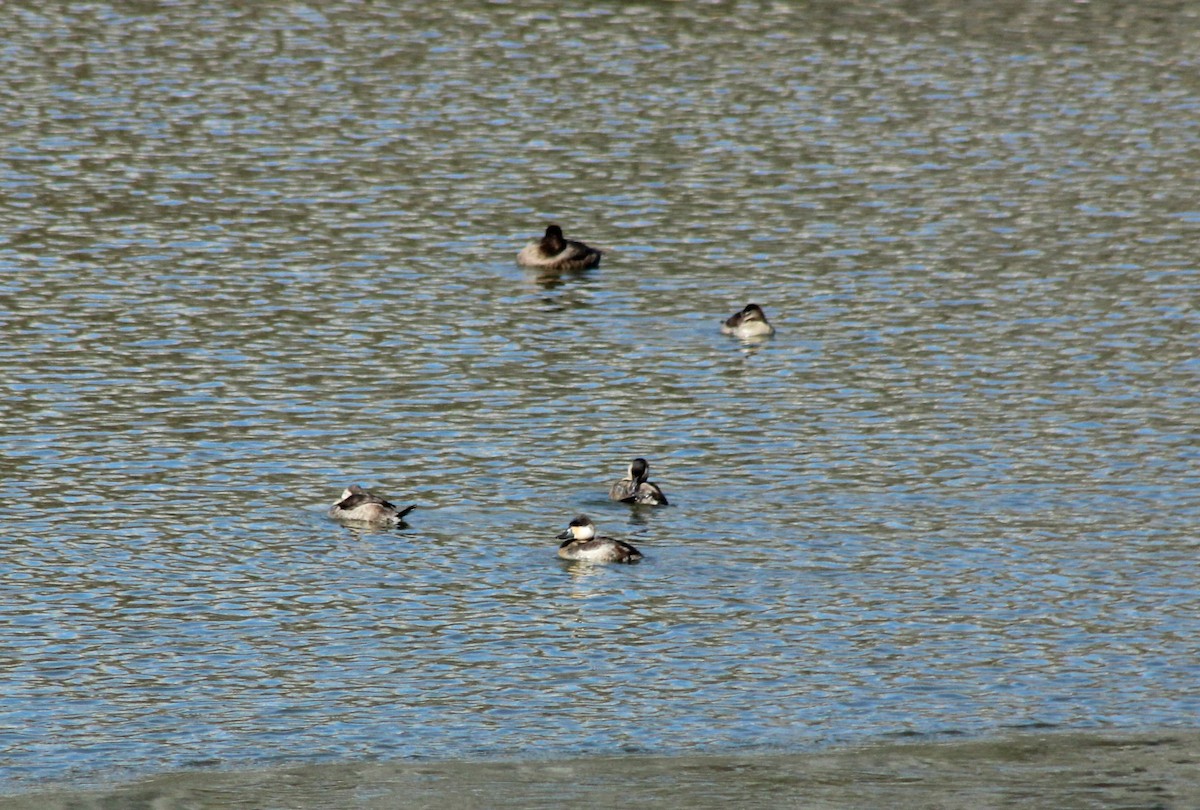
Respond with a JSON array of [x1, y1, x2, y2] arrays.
[[8, 732, 1200, 809], [1, 0, 1198, 805]]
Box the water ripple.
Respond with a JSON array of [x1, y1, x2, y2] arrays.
[[1, 0, 1198, 794]]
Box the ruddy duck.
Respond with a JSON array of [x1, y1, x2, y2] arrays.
[[609, 457, 669, 506], [556, 515, 643, 563], [328, 485, 416, 526], [517, 224, 603, 271], [721, 303, 775, 338]]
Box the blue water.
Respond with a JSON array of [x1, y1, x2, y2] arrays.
[[0, 0, 1198, 798]]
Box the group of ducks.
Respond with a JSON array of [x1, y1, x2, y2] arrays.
[[329, 225, 777, 564], [329, 457, 667, 563], [517, 225, 776, 339]]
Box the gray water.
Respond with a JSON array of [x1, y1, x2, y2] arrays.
[[1, 0, 1198, 805], [9, 732, 1200, 810]]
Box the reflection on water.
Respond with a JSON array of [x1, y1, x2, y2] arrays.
[[1, 0, 1199, 801], [523, 265, 597, 291]]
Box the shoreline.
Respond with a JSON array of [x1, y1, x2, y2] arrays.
[[5, 727, 1197, 809]]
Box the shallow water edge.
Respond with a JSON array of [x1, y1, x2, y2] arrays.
[[5, 728, 1196, 810]]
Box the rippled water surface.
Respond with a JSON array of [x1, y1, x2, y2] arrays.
[[1, 0, 1198, 803]]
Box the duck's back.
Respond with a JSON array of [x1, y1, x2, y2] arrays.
[[633, 482, 668, 506], [559, 537, 643, 563], [609, 478, 638, 502], [518, 240, 602, 271]]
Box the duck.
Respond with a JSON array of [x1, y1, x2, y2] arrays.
[[328, 485, 416, 526], [556, 515, 643, 563], [517, 224, 604, 271], [721, 303, 775, 338], [608, 457, 669, 506]]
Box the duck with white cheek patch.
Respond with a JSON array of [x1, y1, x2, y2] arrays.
[[555, 515, 643, 563], [721, 303, 775, 339], [329, 485, 416, 527]]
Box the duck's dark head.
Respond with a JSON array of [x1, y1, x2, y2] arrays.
[[557, 514, 595, 541], [541, 224, 566, 254], [336, 484, 366, 508], [726, 303, 767, 327], [741, 303, 767, 321], [629, 458, 649, 484]]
